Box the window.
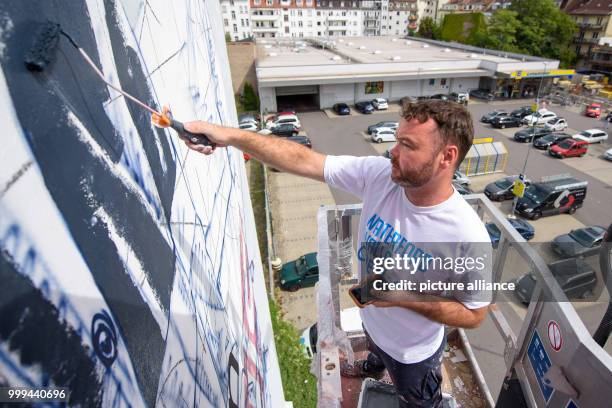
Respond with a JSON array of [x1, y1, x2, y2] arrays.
[[298, 21, 303, 27], [267, 0, 273, 5], [224, 19, 229, 26], [231, 11, 236, 19], [285, 26, 290, 33], [233, 24, 238, 33], [284, 15, 288, 21], [441, 78, 447, 86], [429, 79, 435, 86], [254, 0, 260, 5], [307, 0, 313, 6], [296, 0, 303, 5], [597, 16, 603, 25], [593, 32, 599, 39]]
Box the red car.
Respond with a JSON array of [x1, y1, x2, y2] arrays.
[[585, 103, 602, 118], [548, 139, 588, 158]]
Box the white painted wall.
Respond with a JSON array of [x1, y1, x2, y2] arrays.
[[319, 83, 355, 108], [450, 77, 480, 93], [389, 79, 420, 100], [259, 86, 277, 113]]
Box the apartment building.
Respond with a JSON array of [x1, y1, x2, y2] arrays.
[[562, 0, 612, 70], [220, 0, 428, 39], [221, 0, 253, 41]]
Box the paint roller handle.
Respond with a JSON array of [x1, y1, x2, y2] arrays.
[[171, 120, 216, 147]]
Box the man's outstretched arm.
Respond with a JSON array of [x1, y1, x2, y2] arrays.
[[183, 121, 326, 182]]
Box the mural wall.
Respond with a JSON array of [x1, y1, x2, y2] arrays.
[[0, 0, 284, 406]]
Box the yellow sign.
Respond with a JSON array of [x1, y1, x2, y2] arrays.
[[510, 69, 575, 79], [473, 137, 493, 144], [513, 179, 526, 198]]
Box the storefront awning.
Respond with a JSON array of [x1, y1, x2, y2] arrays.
[[498, 69, 575, 79]]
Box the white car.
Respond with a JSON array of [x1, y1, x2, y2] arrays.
[[604, 148, 612, 161], [266, 114, 301, 130], [300, 307, 363, 358], [544, 117, 568, 132], [522, 109, 557, 126], [453, 170, 471, 186], [239, 122, 258, 131], [573, 129, 609, 144], [371, 128, 397, 143], [371, 98, 388, 110]]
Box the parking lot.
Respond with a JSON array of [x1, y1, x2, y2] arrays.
[[267, 98, 612, 397]]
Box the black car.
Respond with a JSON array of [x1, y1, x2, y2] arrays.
[[533, 133, 571, 149], [484, 175, 531, 201], [271, 123, 299, 136], [515, 258, 597, 304], [469, 89, 495, 101], [429, 93, 449, 100], [510, 106, 534, 119], [286, 135, 312, 148], [454, 182, 473, 195], [333, 103, 350, 115], [513, 127, 552, 143], [491, 115, 522, 129], [367, 121, 398, 134], [481, 110, 508, 123], [551, 226, 606, 258], [355, 101, 375, 114]]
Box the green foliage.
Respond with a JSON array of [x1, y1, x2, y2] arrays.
[[475, 10, 521, 52], [225, 32, 231, 43], [269, 299, 317, 407], [440, 13, 487, 45], [242, 82, 260, 112], [417, 17, 441, 40], [508, 0, 577, 66]]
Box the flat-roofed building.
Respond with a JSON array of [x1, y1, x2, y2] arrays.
[[255, 36, 567, 112]]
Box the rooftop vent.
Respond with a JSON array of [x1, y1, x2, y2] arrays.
[[331, 55, 342, 61], [405, 40, 412, 45], [359, 45, 367, 50], [373, 49, 381, 54], [268, 52, 277, 57], [422, 44, 429, 48], [391, 56, 401, 61]]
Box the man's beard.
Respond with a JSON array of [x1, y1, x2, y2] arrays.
[[390, 154, 437, 188]]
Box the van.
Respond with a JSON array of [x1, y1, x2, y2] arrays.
[[516, 175, 587, 220]]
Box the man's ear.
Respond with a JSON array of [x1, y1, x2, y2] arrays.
[[440, 145, 458, 169]]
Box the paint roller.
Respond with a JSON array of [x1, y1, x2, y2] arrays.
[[24, 21, 214, 147]]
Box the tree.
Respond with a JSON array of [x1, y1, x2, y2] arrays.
[[477, 10, 521, 52], [225, 32, 231, 43], [417, 17, 441, 40], [242, 82, 260, 111], [509, 0, 577, 66]]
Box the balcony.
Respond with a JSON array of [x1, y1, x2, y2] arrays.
[[574, 36, 600, 44], [578, 22, 603, 30], [252, 25, 280, 31], [250, 13, 278, 21], [327, 15, 350, 21]]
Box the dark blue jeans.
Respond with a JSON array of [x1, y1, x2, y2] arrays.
[[364, 331, 445, 408]]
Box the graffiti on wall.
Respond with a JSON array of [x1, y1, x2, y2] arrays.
[[0, 0, 283, 406]]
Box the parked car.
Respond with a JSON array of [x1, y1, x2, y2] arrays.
[[367, 121, 398, 134], [266, 114, 300, 129], [510, 106, 534, 119], [548, 138, 588, 158], [399, 95, 418, 105], [481, 110, 508, 124], [544, 117, 568, 132], [238, 113, 259, 124], [371, 128, 397, 143], [484, 175, 531, 202], [469, 89, 495, 101], [453, 170, 471, 186], [522, 109, 557, 126], [585, 103, 602, 118], [280, 252, 319, 291], [300, 307, 363, 358], [491, 115, 522, 129], [270, 123, 300, 137], [551, 225, 606, 258], [333, 103, 351, 115], [286, 135, 312, 148], [454, 182, 473, 195], [573, 129, 609, 144], [533, 132, 571, 149], [448, 92, 469, 104], [355, 101, 375, 114], [371, 98, 388, 110], [239, 122, 258, 131], [486, 218, 535, 247], [429, 93, 449, 100], [516, 176, 587, 219], [604, 148, 612, 161], [514, 127, 552, 143], [515, 258, 597, 304], [277, 105, 296, 114]]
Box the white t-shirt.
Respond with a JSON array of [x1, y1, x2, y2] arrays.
[[324, 155, 492, 364]]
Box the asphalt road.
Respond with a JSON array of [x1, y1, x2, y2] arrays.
[[296, 99, 612, 399]]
